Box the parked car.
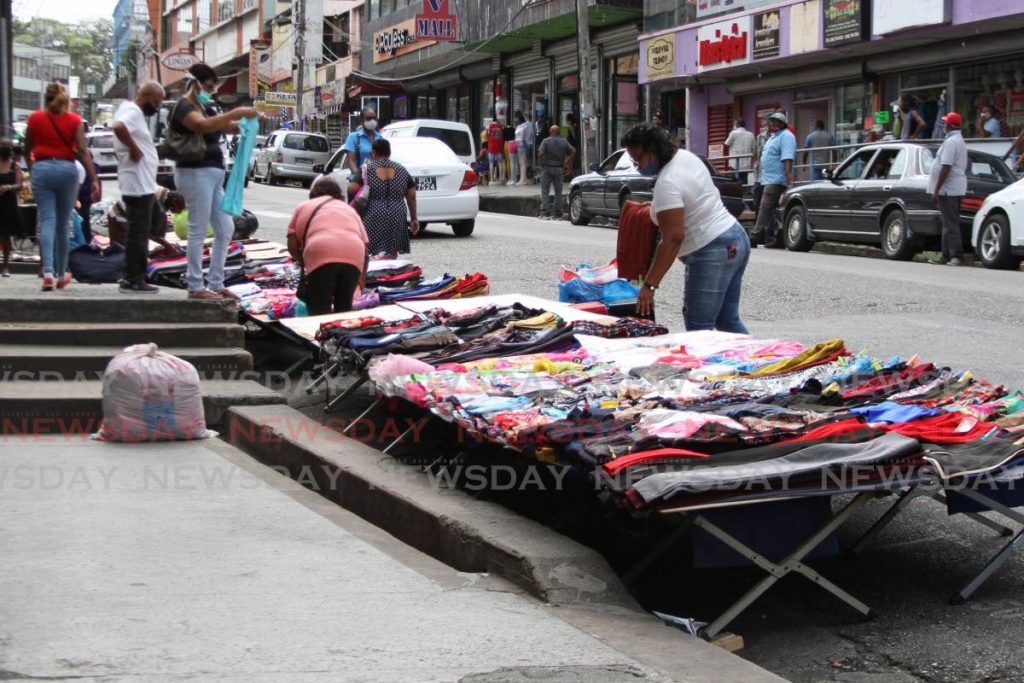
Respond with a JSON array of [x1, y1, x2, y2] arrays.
[[87, 131, 117, 173], [379, 119, 477, 167], [252, 130, 331, 186], [971, 178, 1024, 270], [315, 136, 479, 236], [246, 135, 268, 179], [567, 149, 746, 226], [156, 139, 241, 191], [777, 141, 1015, 260]]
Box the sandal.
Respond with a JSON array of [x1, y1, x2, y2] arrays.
[[187, 289, 222, 300]]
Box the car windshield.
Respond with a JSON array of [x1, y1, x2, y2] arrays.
[[284, 134, 329, 152], [599, 151, 624, 172], [418, 127, 472, 156]]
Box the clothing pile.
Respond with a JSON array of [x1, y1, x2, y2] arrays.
[[558, 260, 639, 306], [366, 259, 491, 304], [146, 241, 248, 288], [359, 327, 1024, 513]]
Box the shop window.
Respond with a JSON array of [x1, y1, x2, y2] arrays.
[[615, 54, 639, 76], [954, 58, 1024, 138], [836, 148, 877, 180]]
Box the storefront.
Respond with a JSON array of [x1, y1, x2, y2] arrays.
[[639, 0, 1024, 173]]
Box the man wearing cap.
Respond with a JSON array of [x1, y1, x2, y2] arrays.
[[928, 112, 969, 266], [753, 111, 796, 247]]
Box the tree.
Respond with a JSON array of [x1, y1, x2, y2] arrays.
[[12, 17, 113, 91]]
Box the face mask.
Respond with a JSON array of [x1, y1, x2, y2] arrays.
[[142, 101, 158, 117], [197, 90, 213, 107], [638, 161, 659, 177], [364, 119, 378, 131]]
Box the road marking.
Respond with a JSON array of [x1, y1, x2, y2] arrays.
[[250, 210, 294, 219]]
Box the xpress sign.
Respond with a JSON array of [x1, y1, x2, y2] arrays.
[[697, 16, 751, 73]]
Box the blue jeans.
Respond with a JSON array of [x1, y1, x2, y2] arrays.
[[175, 166, 233, 292], [681, 222, 751, 334], [31, 159, 79, 277]]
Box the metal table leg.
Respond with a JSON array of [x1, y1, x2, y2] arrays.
[[848, 485, 929, 556], [622, 519, 693, 587], [382, 416, 429, 455], [325, 375, 368, 413], [343, 397, 383, 434], [948, 486, 1024, 605]]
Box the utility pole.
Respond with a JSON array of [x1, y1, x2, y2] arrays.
[[575, 0, 595, 171], [294, 0, 305, 131], [0, 0, 12, 135]]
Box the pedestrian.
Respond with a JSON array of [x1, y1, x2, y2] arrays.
[[514, 113, 533, 185], [503, 117, 517, 185], [928, 112, 969, 267], [622, 124, 750, 333], [287, 177, 369, 316], [752, 112, 796, 248], [804, 119, 835, 181], [537, 125, 575, 220], [350, 138, 419, 258], [342, 107, 379, 181], [23, 82, 101, 291], [111, 81, 166, 294], [106, 186, 186, 258], [724, 118, 755, 185], [652, 111, 665, 129], [486, 116, 505, 184], [898, 95, 926, 140], [170, 62, 260, 299], [0, 139, 25, 277], [978, 105, 1002, 138], [564, 112, 580, 176]]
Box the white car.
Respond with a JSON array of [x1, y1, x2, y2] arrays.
[[87, 132, 117, 173], [379, 119, 476, 166], [971, 177, 1024, 270], [315, 136, 479, 236]]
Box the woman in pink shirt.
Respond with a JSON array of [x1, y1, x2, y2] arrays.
[[287, 177, 369, 315]]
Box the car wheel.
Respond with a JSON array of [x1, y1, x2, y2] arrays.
[[569, 189, 591, 226], [977, 212, 1021, 270], [783, 204, 813, 252], [881, 210, 917, 261], [267, 165, 278, 186], [451, 220, 475, 237]]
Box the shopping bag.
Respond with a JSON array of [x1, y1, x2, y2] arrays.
[[220, 117, 260, 217]]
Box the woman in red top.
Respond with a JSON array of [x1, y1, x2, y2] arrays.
[[24, 83, 101, 291]]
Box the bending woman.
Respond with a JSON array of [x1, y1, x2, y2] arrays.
[[623, 124, 751, 333]]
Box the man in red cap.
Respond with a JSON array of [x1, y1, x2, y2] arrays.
[[928, 111, 968, 266]]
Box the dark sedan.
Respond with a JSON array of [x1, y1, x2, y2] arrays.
[[777, 141, 1015, 260], [567, 149, 745, 226]]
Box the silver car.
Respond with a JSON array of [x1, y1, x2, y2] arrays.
[[87, 132, 117, 173], [252, 130, 331, 187]]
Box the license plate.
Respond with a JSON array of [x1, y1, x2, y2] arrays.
[[416, 177, 437, 191], [295, 157, 313, 164]]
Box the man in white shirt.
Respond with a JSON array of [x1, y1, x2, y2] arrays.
[[928, 111, 969, 267], [112, 81, 165, 293], [724, 118, 755, 185]]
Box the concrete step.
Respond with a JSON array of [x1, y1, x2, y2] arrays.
[[0, 380, 285, 435], [0, 345, 254, 379], [0, 322, 245, 348]]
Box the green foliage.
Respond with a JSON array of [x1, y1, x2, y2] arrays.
[[12, 17, 114, 90]]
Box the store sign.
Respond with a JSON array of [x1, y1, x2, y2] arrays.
[[264, 91, 297, 106], [697, 16, 751, 73], [752, 11, 780, 60], [161, 52, 202, 71], [824, 0, 867, 46], [374, 19, 434, 63], [696, 0, 741, 19], [416, 0, 457, 42], [645, 37, 676, 80], [873, 0, 949, 35]]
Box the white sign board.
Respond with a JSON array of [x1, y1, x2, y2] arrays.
[[872, 0, 950, 35], [264, 92, 298, 106], [696, 15, 752, 73]]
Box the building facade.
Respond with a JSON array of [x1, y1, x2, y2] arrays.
[[106, 0, 160, 97], [639, 0, 1024, 176], [360, 0, 644, 164], [12, 43, 71, 121]]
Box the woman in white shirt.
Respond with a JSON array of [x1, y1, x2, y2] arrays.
[[623, 125, 751, 333]]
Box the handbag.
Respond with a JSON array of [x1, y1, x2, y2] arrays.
[[163, 99, 207, 163], [349, 162, 370, 215], [294, 197, 336, 302]]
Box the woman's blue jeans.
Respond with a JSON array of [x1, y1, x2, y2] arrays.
[[31, 159, 79, 277], [175, 166, 233, 292], [680, 222, 751, 334]]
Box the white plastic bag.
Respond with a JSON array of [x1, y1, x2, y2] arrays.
[[95, 343, 215, 442]]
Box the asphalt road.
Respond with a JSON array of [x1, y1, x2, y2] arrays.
[[246, 181, 1024, 682]]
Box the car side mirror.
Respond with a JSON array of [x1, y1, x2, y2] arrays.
[[313, 164, 325, 174], [588, 162, 599, 173], [822, 168, 833, 181], [255, 143, 264, 149]]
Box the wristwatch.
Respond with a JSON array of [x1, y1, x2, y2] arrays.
[[642, 281, 659, 291]]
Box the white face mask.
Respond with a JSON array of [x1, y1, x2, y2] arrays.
[[363, 119, 378, 131]]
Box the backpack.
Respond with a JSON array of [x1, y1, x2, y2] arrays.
[[69, 243, 126, 284]]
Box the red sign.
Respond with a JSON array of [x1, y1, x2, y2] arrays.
[[698, 21, 749, 68], [416, 0, 457, 41], [320, 93, 334, 101]]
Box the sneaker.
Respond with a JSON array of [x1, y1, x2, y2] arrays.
[[41, 276, 54, 291], [55, 273, 73, 290], [187, 289, 222, 300], [1, 269, 10, 278], [947, 257, 964, 267], [928, 255, 948, 265], [119, 279, 159, 294]]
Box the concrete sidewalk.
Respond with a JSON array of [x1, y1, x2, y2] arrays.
[[0, 435, 780, 682]]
